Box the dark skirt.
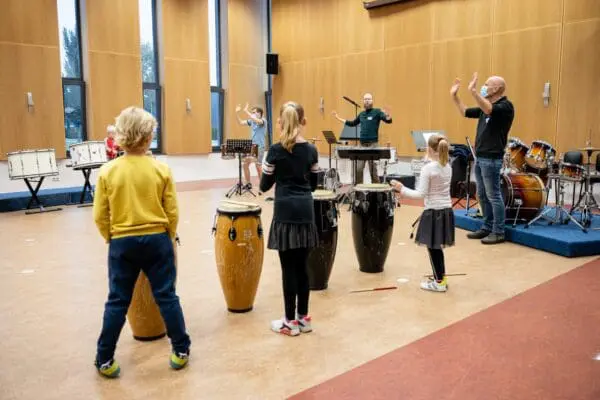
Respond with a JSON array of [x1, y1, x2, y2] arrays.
[[267, 221, 319, 251], [414, 208, 455, 249]]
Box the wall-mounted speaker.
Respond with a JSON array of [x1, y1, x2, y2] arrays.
[[266, 53, 278, 75]]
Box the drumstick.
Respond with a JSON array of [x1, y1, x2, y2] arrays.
[[349, 286, 397, 293], [222, 199, 257, 208]]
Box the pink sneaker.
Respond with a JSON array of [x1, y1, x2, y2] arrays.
[[270, 318, 300, 336]]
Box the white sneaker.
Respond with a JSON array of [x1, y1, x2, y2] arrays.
[[297, 315, 313, 333], [420, 279, 447, 292], [270, 318, 300, 336]]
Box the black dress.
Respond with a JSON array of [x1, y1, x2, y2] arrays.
[[259, 142, 320, 251]]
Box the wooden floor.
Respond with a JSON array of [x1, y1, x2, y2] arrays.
[[0, 185, 594, 400]]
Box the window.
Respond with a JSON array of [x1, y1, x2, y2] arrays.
[[209, 0, 224, 150], [139, 0, 161, 152], [58, 0, 86, 152]]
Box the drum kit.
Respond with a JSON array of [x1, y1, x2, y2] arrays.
[[502, 137, 599, 231]]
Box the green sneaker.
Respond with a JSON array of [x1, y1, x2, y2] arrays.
[[96, 359, 120, 378], [170, 351, 189, 370]]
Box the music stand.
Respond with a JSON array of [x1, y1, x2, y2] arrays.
[[224, 139, 256, 198], [321, 130, 339, 169]]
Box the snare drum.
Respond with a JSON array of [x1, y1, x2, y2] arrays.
[[70, 141, 108, 168], [7, 149, 59, 180], [307, 190, 338, 290], [212, 201, 264, 313], [351, 183, 395, 273], [559, 162, 584, 181], [524, 140, 555, 172]]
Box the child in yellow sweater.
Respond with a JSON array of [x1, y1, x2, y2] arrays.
[[93, 107, 191, 378]]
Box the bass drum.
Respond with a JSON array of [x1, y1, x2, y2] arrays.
[[501, 173, 546, 222]]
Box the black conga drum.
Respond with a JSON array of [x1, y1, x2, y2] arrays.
[[307, 190, 339, 290], [351, 183, 395, 273]]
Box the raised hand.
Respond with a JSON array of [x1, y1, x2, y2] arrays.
[[331, 110, 338, 118], [235, 104, 242, 112], [467, 72, 478, 92], [450, 78, 461, 97]]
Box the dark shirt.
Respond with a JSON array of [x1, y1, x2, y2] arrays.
[[465, 97, 514, 159], [344, 108, 392, 143], [259, 142, 319, 224]]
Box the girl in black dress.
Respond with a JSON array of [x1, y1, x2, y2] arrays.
[[260, 101, 320, 336]]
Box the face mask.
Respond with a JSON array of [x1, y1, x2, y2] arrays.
[[480, 85, 488, 97]]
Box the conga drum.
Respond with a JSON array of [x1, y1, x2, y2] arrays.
[[126, 237, 178, 341], [213, 201, 264, 313], [307, 190, 339, 290], [351, 184, 395, 273]]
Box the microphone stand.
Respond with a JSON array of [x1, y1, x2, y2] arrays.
[[343, 96, 361, 185]]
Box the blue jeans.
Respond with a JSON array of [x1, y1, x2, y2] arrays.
[[474, 157, 505, 235], [96, 232, 191, 364]]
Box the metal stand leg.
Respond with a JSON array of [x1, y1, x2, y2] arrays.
[[23, 177, 62, 215]]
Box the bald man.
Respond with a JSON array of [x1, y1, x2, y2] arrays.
[[451, 73, 514, 245]]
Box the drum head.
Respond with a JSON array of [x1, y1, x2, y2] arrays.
[[355, 183, 390, 191], [313, 190, 336, 200], [217, 200, 261, 216]]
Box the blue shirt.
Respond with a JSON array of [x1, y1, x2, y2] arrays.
[[247, 119, 266, 149]]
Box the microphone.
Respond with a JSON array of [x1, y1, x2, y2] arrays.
[[342, 96, 359, 107]]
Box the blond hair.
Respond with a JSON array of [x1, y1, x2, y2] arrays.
[[114, 107, 156, 153], [279, 101, 304, 152], [428, 134, 449, 166]]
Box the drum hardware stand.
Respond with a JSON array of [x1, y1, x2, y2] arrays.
[[224, 139, 256, 198], [525, 173, 587, 232], [569, 145, 600, 229], [74, 165, 102, 207], [22, 177, 62, 215]]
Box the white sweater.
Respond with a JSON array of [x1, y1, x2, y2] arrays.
[[401, 160, 452, 210]]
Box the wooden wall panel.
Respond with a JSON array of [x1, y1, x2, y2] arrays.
[[272, 61, 307, 125], [383, 1, 432, 48], [556, 20, 600, 152], [162, 0, 210, 154], [0, 0, 59, 46], [494, 0, 563, 32], [88, 52, 143, 140], [86, 0, 142, 140], [271, 0, 309, 63], [433, 0, 492, 41], [492, 26, 562, 147], [0, 44, 64, 158], [430, 37, 492, 147], [226, 64, 263, 141], [226, 0, 266, 144], [565, 0, 600, 22], [0, 0, 64, 160], [338, 0, 384, 53], [304, 57, 341, 153], [162, 0, 209, 61], [383, 45, 431, 156], [86, 0, 140, 55], [163, 60, 211, 154]]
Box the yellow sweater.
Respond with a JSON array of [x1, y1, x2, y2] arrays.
[[92, 154, 178, 242]]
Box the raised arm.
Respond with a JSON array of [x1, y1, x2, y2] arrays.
[[381, 107, 392, 124], [467, 73, 493, 115], [450, 78, 467, 117], [234, 104, 248, 126]]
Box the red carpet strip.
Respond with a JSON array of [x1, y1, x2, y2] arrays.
[[290, 257, 600, 400]]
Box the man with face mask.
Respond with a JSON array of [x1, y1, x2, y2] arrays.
[[332, 93, 392, 184], [235, 103, 267, 189], [451, 73, 514, 244]]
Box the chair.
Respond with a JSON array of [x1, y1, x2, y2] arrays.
[[562, 151, 584, 206]]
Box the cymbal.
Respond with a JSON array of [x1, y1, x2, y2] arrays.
[[578, 147, 600, 152]]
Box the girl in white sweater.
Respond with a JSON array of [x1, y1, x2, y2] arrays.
[[391, 135, 455, 292]]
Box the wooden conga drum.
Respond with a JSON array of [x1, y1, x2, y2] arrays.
[[126, 237, 178, 341], [213, 201, 264, 313], [307, 190, 338, 290]]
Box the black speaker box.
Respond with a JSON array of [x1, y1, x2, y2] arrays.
[[266, 53, 278, 75]]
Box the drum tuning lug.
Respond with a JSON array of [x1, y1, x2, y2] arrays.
[[229, 227, 237, 241], [257, 225, 263, 238]]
